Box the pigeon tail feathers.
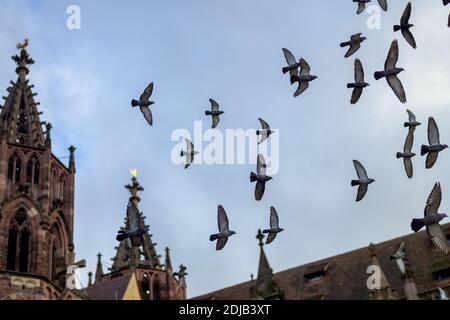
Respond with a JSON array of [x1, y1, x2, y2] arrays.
[[347, 83, 355, 88], [282, 66, 291, 74], [421, 145, 429, 156], [205, 111, 212, 116], [250, 172, 258, 182], [116, 231, 129, 241], [393, 25, 402, 32], [131, 99, 140, 107], [374, 71, 385, 80], [209, 234, 219, 241], [396, 152, 403, 159], [351, 180, 360, 187], [411, 219, 425, 232], [180, 151, 185, 157]]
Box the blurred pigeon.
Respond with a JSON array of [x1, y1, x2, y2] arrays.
[[374, 40, 407, 103], [444, 0, 450, 5], [181, 138, 198, 169], [290, 58, 318, 97], [404, 109, 421, 131], [351, 160, 375, 202], [209, 205, 236, 251], [394, 2, 416, 49], [205, 98, 224, 129], [396, 130, 416, 179], [421, 117, 448, 169], [378, 0, 388, 11], [340, 33, 367, 58], [131, 82, 155, 126], [390, 242, 406, 274], [411, 183, 449, 254], [263, 207, 284, 244], [282, 48, 301, 82], [257, 118, 273, 144], [438, 287, 449, 300], [250, 154, 273, 201], [347, 58, 369, 104], [116, 202, 149, 247], [354, 0, 371, 14]]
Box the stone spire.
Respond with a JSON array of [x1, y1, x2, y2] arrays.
[[0, 41, 46, 148], [165, 247, 173, 275], [110, 171, 162, 272], [87, 272, 93, 287], [95, 253, 104, 284], [367, 243, 398, 300], [249, 229, 284, 300], [68, 145, 76, 173]]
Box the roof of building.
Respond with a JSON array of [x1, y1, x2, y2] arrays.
[[193, 223, 450, 300], [85, 272, 134, 300]]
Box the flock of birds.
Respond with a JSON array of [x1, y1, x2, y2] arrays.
[[126, 1, 450, 258]]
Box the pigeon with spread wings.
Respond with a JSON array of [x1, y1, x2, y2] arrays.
[[209, 205, 236, 251], [421, 117, 448, 169], [181, 138, 198, 169], [394, 2, 416, 49], [340, 33, 367, 58], [282, 48, 301, 82], [263, 207, 284, 244], [116, 202, 149, 247], [374, 40, 407, 103], [390, 242, 406, 275], [411, 183, 448, 255], [404, 109, 421, 132], [347, 58, 369, 104], [290, 58, 318, 97], [257, 118, 273, 144], [396, 130, 416, 179], [205, 98, 224, 129], [131, 82, 155, 126], [351, 160, 375, 202], [250, 154, 273, 201]]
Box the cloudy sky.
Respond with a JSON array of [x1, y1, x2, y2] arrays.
[[0, 1, 449, 297]]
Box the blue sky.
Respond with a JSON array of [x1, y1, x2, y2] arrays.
[[0, 1, 449, 297]]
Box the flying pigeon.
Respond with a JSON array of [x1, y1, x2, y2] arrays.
[[205, 98, 224, 129], [404, 109, 421, 132], [394, 2, 416, 49], [340, 33, 367, 58], [421, 117, 448, 169], [396, 130, 416, 179], [282, 48, 301, 81], [347, 58, 369, 104], [444, 0, 450, 5], [131, 82, 155, 126], [374, 40, 407, 103], [390, 242, 406, 274], [263, 207, 284, 244], [378, 0, 388, 11], [116, 202, 149, 247], [411, 182, 449, 255], [353, 0, 371, 15], [209, 205, 236, 251], [437, 287, 449, 300], [181, 138, 198, 169], [290, 58, 318, 97], [351, 160, 375, 202], [250, 154, 273, 201], [257, 118, 273, 144]]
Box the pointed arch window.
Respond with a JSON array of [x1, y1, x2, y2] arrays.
[[26, 156, 40, 185], [7, 153, 22, 183], [140, 273, 151, 300], [6, 208, 31, 273], [152, 276, 162, 300]]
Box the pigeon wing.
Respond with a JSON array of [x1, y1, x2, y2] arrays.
[[282, 48, 297, 66], [402, 30, 417, 49], [426, 152, 439, 169], [257, 154, 267, 176], [345, 43, 360, 58], [140, 82, 154, 102], [258, 118, 270, 130], [216, 237, 228, 251], [427, 223, 449, 255], [428, 117, 440, 145], [270, 206, 279, 229], [266, 233, 277, 245], [127, 202, 140, 231], [406, 109, 416, 122], [387, 75, 407, 103], [351, 88, 363, 104], [350, 33, 362, 41], [217, 205, 229, 232], [356, 184, 368, 202], [185, 138, 194, 153], [209, 98, 220, 112], [404, 158, 413, 179], [378, 0, 388, 11], [356, 2, 365, 14], [255, 181, 265, 201], [294, 81, 309, 97], [212, 115, 220, 129], [299, 58, 311, 76], [404, 130, 414, 152], [396, 258, 406, 274], [354, 58, 364, 82], [140, 106, 153, 126], [401, 2, 412, 25], [353, 160, 368, 180], [385, 40, 399, 70], [425, 183, 441, 217]]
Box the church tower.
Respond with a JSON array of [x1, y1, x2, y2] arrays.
[[85, 173, 187, 300], [0, 41, 77, 299]]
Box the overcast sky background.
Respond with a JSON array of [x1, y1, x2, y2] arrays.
[[0, 1, 449, 297]]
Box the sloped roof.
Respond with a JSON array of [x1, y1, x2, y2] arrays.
[[85, 272, 135, 300]]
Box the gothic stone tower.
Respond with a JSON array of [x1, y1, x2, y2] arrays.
[[85, 174, 187, 300], [0, 43, 77, 300]]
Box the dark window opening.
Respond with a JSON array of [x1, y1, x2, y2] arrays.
[[34, 162, 40, 185], [15, 158, 21, 183], [433, 268, 450, 281], [140, 274, 150, 300], [153, 279, 162, 300], [19, 231, 30, 272], [304, 270, 326, 283], [6, 230, 17, 271], [7, 157, 14, 180], [6, 208, 31, 273], [26, 157, 40, 185], [26, 161, 33, 183]]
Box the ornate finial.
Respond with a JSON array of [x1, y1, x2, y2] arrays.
[[130, 168, 137, 178], [69, 145, 76, 153], [16, 38, 29, 50], [87, 272, 93, 287], [125, 175, 144, 197], [97, 252, 102, 262], [256, 229, 264, 247]]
